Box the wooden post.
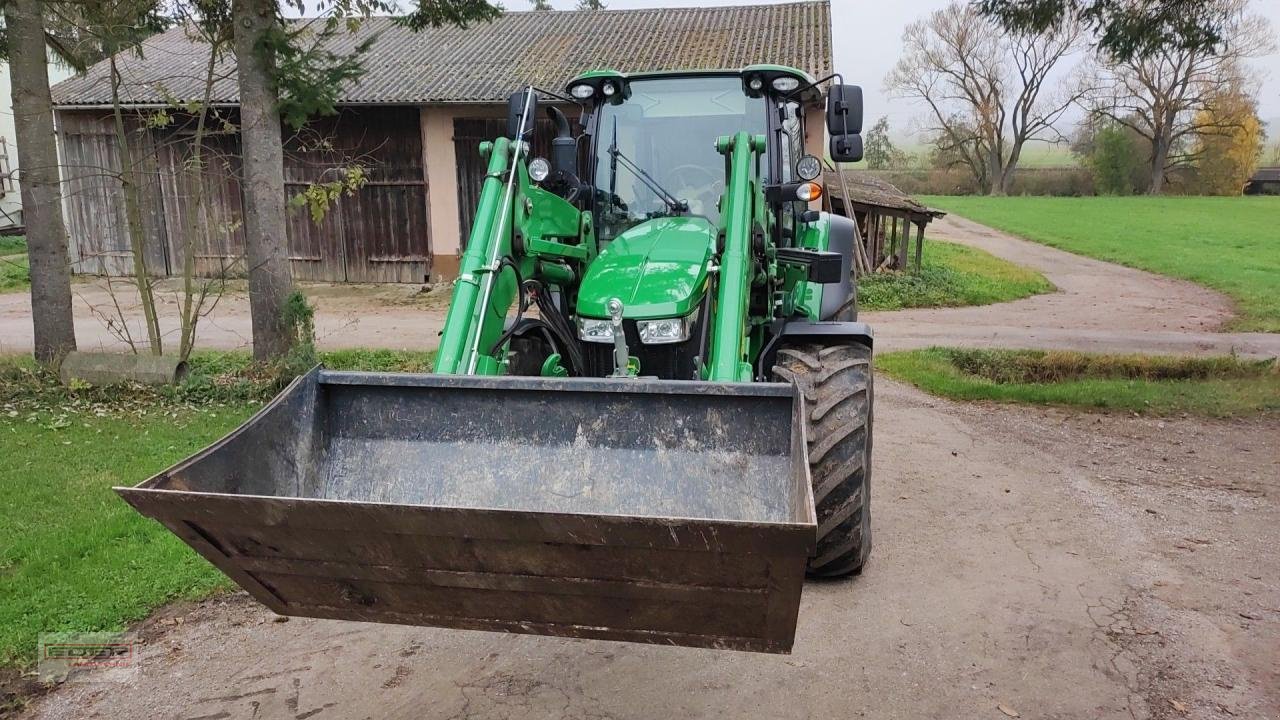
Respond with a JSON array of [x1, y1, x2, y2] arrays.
[[871, 213, 882, 267], [898, 214, 910, 270], [886, 217, 895, 267], [914, 219, 924, 271]]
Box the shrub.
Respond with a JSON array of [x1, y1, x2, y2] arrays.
[[1088, 123, 1145, 195]]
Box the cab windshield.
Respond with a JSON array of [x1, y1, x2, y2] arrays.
[[593, 76, 766, 241]]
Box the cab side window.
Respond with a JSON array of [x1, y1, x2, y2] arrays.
[[775, 101, 807, 246]]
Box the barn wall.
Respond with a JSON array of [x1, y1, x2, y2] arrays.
[[57, 105, 430, 283], [805, 104, 824, 211], [282, 106, 430, 283], [421, 103, 504, 282]]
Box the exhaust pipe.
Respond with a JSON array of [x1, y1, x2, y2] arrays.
[[547, 106, 577, 176]]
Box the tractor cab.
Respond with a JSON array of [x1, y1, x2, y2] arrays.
[[532, 67, 864, 380], [559, 67, 846, 243]]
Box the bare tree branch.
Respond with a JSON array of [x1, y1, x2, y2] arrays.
[[886, 1, 1084, 194]]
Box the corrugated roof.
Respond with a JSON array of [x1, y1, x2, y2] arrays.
[[51, 2, 831, 107], [825, 171, 945, 218]]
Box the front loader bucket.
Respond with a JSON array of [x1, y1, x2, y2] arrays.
[[117, 369, 816, 653]]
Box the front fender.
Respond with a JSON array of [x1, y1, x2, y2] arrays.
[[798, 212, 858, 321]]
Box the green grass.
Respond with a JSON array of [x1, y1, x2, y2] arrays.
[[0, 404, 254, 671], [0, 348, 435, 672], [859, 239, 1053, 311], [851, 142, 1079, 170], [919, 196, 1280, 332], [1007, 144, 1080, 169], [0, 236, 27, 293], [879, 347, 1280, 416]]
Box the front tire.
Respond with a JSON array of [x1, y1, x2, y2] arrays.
[[772, 343, 873, 578]]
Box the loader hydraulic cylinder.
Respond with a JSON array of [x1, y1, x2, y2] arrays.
[[435, 138, 513, 375]]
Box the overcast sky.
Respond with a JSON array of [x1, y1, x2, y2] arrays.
[[533, 0, 1280, 139]]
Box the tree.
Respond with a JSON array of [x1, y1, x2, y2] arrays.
[[862, 116, 908, 170], [62, 0, 171, 355], [1078, 0, 1274, 193], [1087, 121, 1145, 194], [886, 1, 1083, 194], [4, 0, 78, 364], [232, 0, 297, 361], [530, 0, 552, 9], [171, 0, 238, 361], [232, 0, 499, 362], [977, 0, 1231, 62], [575, 0, 604, 9], [1192, 86, 1263, 195]]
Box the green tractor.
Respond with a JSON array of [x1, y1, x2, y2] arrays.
[[118, 66, 874, 654]]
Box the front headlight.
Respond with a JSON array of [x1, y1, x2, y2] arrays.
[[637, 315, 693, 344], [577, 318, 615, 343]]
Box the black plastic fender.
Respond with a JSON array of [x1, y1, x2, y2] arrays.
[[757, 320, 874, 380], [819, 212, 858, 321]]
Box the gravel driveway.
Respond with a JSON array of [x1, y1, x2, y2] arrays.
[[10, 216, 1280, 719], [22, 380, 1280, 720]]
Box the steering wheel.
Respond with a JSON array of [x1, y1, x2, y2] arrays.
[[668, 164, 720, 215], [669, 164, 720, 188]]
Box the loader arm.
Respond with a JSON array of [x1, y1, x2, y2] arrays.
[[705, 131, 767, 382], [434, 136, 590, 376]]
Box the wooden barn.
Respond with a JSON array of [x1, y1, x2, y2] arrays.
[[50, 2, 832, 283]]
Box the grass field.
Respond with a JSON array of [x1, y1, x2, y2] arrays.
[[920, 196, 1280, 332], [0, 349, 434, 674], [0, 236, 27, 293], [879, 348, 1280, 416], [859, 239, 1053, 311], [849, 142, 1078, 170]]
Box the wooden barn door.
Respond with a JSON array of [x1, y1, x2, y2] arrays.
[[57, 111, 171, 276], [284, 107, 429, 283], [158, 131, 248, 279]]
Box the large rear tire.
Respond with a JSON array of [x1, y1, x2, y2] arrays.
[[772, 343, 873, 578]]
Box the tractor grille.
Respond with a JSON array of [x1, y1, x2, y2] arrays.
[[582, 320, 702, 380]]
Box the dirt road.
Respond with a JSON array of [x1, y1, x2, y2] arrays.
[[0, 281, 451, 356], [2, 214, 1279, 357], [24, 380, 1280, 720], [863, 214, 1280, 358]]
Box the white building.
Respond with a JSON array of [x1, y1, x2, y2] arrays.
[[0, 60, 75, 231]]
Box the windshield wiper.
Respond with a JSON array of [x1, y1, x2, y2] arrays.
[[607, 143, 688, 215]]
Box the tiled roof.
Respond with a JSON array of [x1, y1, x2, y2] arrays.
[[51, 2, 831, 106]]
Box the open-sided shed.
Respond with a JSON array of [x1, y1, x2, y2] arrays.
[[825, 170, 944, 273]]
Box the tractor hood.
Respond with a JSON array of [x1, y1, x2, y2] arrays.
[[577, 216, 715, 320]]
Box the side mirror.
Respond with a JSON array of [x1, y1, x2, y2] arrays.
[[507, 88, 538, 140], [826, 84, 863, 136], [830, 133, 863, 163]]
